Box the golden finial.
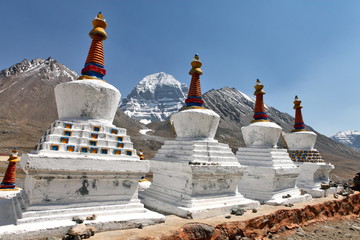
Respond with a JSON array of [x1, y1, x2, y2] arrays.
[[254, 79, 265, 95], [8, 148, 19, 162], [90, 11, 108, 40], [97, 11, 104, 19], [293, 95, 302, 109], [189, 54, 203, 75]]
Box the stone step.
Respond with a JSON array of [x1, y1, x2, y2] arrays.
[[18, 203, 146, 224], [155, 152, 237, 163]]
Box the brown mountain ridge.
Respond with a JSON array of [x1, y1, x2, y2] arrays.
[[0, 58, 358, 179]]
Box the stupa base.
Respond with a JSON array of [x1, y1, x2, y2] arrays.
[[141, 192, 259, 219], [294, 162, 334, 198], [140, 139, 259, 219], [300, 186, 337, 198], [0, 193, 164, 240], [264, 188, 312, 206], [237, 147, 312, 206]]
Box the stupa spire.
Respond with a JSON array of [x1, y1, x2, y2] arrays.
[[252, 79, 269, 122], [0, 148, 19, 190], [292, 95, 306, 132], [185, 54, 205, 109], [78, 12, 108, 81]]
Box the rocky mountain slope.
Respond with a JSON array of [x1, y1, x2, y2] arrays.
[[0, 58, 78, 152], [331, 130, 360, 151], [0, 58, 78, 124], [0, 59, 358, 179], [120, 72, 188, 124]]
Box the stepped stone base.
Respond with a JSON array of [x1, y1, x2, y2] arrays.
[[0, 190, 163, 240], [299, 186, 337, 198], [141, 191, 259, 219], [237, 147, 312, 205], [140, 140, 260, 219], [295, 162, 335, 198], [0, 120, 165, 238]]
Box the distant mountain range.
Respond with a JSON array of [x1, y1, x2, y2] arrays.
[[0, 58, 359, 179], [331, 131, 360, 151]]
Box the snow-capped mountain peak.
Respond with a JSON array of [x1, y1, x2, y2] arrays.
[[133, 72, 187, 99], [331, 130, 360, 151], [120, 72, 188, 123]]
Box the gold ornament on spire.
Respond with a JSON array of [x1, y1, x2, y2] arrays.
[[254, 79, 265, 95], [189, 54, 203, 75], [89, 12, 108, 40], [293, 95, 303, 109]]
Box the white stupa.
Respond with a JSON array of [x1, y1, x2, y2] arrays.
[[0, 13, 164, 239], [284, 96, 334, 197], [140, 55, 259, 219], [236, 80, 312, 205]]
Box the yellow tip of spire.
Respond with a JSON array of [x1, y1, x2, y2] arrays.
[[90, 12, 108, 40], [254, 79, 265, 95], [189, 54, 203, 75], [97, 12, 104, 19], [293, 95, 302, 109]]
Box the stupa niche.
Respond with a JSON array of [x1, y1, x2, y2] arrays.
[[237, 80, 312, 205], [0, 13, 164, 239], [284, 96, 335, 198], [140, 55, 259, 219]]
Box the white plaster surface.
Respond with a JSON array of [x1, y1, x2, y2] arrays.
[[0, 119, 165, 235], [295, 162, 335, 198], [141, 140, 260, 219], [0, 198, 164, 240], [55, 80, 121, 125], [237, 147, 312, 205], [138, 180, 151, 191], [242, 121, 282, 148], [21, 155, 149, 206], [0, 189, 23, 225], [32, 120, 137, 158], [170, 108, 220, 139], [284, 131, 317, 150], [284, 131, 335, 198]]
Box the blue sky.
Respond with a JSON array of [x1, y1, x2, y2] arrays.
[[1, 1, 360, 137]]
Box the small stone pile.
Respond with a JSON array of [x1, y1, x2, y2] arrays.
[[63, 224, 96, 240]]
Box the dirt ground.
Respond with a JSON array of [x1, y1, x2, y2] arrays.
[[274, 217, 360, 240], [89, 194, 359, 240]]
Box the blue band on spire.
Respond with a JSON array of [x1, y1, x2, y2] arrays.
[[187, 96, 203, 100], [186, 102, 203, 107], [81, 70, 104, 79]]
